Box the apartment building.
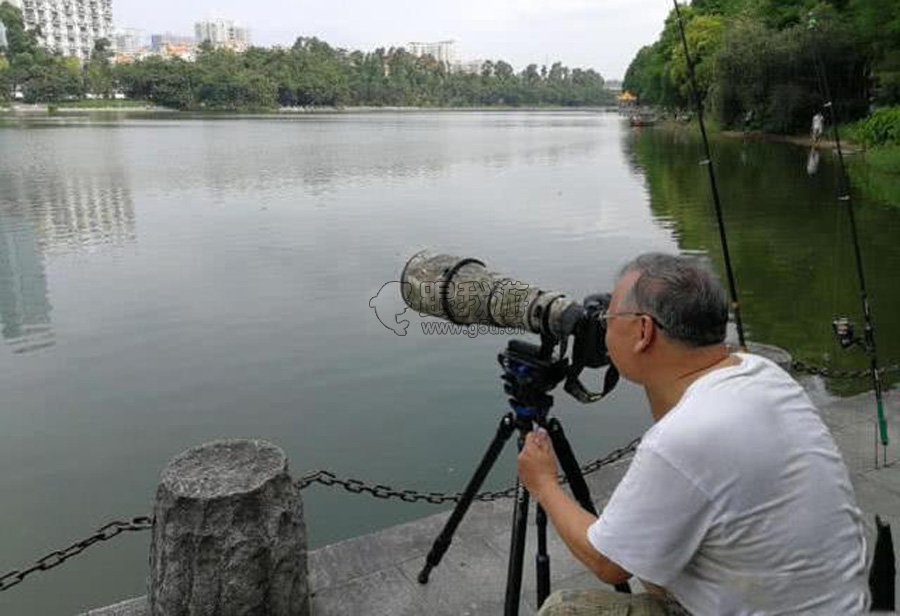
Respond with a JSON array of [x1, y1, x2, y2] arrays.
[[194, 18, 250, 52], [407, 40, 455, 65], [14, 0, 113, 61]]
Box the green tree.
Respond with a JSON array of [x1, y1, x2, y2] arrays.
[[289, 37, 350, 106], [84, 37, 114, 98], [94, 35, 612, 110], [0, 55, 11, 102], [0, 1, 41, 94], [668, 13, 725, 104], [0, 1, 37, 57], [115, 56, 196, 108], [624, 0, 879, 130], [848, 0, 900, 104], [22, 56, 83, 102]]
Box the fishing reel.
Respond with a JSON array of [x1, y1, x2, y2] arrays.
[[832, 317, 858, 349], [832, 317, 873, 352]]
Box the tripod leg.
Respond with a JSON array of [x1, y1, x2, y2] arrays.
[[504, 475, 530, 616], [546, 418, 632, 594], [418, 413, 516, 584], [535, 505, 550, 608], [546, 418, 596, 515]]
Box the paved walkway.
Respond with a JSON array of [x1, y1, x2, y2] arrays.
[[82, 376, 900, 615]]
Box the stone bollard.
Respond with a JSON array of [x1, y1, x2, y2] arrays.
[[149, 439, 310, 616]]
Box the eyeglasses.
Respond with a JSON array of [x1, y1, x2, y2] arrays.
[[598, 310, 667, 330]]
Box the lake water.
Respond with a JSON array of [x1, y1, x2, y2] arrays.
[[1, 111, 898, 615]]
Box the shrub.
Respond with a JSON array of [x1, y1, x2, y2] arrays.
[[855, 107, 900, 147]]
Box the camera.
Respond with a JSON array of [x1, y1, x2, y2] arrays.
[[400, 250, 618, 403]]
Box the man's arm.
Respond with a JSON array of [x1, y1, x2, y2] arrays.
[[536, 481, 632, 585], [518, 430, 631, 585]]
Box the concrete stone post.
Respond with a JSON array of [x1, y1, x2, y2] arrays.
[[149, 439, 310, 616]]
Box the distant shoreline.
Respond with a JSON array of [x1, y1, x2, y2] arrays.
[[719, 129, 862, 153], [1, 103, 621, 115], [0, 103, 172, 114], [648, 118, 863, 153]]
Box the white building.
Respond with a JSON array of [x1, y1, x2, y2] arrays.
[[452, 59, 482, 75], [194, 18, 250, 51], [14, 0, 113, 61], [407, 40, 455, 65], [150, 32, 194, 52], [604, 79, 623, 93], [113, 28, 144, 54]]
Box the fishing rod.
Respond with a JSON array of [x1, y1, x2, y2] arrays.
[[671, 0, 747, 350], [807, 14, 889, 466]]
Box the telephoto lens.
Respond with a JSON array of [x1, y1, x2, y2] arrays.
[[400, 251, 584, 339]]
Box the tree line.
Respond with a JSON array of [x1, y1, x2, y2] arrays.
[[0, 3, 613, 109], [623, 0, 900, 133]]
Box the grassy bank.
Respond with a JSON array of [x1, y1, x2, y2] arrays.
[[709, 107, 899, 207], [842, 108, 900, 206], [54, 99, 157, 109], [858, 145, 900, 174], [847, 145, 900, 207]]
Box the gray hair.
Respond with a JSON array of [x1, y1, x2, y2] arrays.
[[617, 253, 728, 347]]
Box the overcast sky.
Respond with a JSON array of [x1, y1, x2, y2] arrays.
[[114, 0, 670, 80]]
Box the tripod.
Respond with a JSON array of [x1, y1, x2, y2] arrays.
[[417, 339, 630, 615]]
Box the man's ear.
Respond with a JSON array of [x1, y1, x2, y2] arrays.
[[632, 315, 655, 353]]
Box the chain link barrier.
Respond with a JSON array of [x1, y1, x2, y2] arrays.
[[295, 437, 641, 503], [0, 439, 641, 593], [4, 354, 898, 593], [0, 516, 153, 593], [791, 359, 900, 380], [4, 357, 899, 592]]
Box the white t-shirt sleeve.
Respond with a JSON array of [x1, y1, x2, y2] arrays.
[[587, 444, 714, 586]]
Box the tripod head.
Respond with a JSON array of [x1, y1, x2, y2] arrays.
[[499, 340, 566, 424], [499, 335, 619, 427]]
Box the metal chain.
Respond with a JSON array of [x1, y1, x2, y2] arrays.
[[295, 437, 641, 504], [0, 439, 642, 592], [791, 359, 900, 379], [2, 354, 896, 592], [8, 354, 896, 593], [0, 516, 153, 592]]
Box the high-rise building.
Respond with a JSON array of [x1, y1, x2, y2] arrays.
[[407, 40, 455, 65], [150, 32, 194, 53], [113, 28, 144, 54], [16, 0, 113, 61], [194, 18, 250, 51]]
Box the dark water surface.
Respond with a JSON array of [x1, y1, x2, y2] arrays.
[[0, 111, 897, 615]]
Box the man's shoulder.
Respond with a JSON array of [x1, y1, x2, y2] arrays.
[[643, 358, 806, 474], [677, 353, 804, 415]]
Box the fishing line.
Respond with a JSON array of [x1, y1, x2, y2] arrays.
[[808, 42, 844, 356], [808, 13, 889, 466], [671, 0, 747, 350]]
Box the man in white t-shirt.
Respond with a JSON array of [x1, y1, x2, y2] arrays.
[[518, 253, 868, 615]]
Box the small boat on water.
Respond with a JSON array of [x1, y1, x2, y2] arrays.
[[629, 114, 657, 127]]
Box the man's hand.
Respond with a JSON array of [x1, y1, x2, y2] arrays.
[[517, 427, 633, 586], [517, 428, 558, 502]]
